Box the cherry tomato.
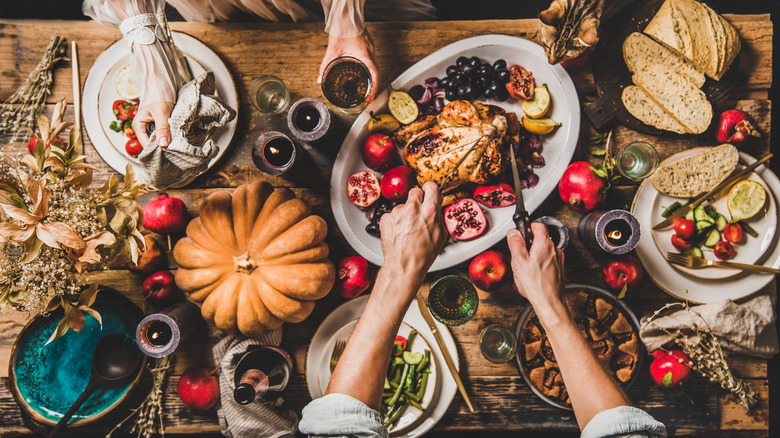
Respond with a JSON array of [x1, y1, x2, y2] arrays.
[[505, 65, 535, 100], [112, 100, 128, 121], [673, 218, 696, 240], [671, 234, 692, 251], [125, 138, 142, 157], [723, 223, 743, 243], [124, 125, 136, 139], [714, 241, 735, 260], [128, 103, 138, 120], [392, 335, 407, 356]]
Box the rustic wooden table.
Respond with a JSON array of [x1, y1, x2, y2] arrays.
[[0, 16, 773, 436]]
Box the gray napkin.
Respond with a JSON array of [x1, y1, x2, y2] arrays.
[[138, 71, 235, 189], [640, 282, 779, 358], [212, 329, 298, 438]]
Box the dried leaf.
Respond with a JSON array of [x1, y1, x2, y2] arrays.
[[66, 169, 93, 189], [50, 121, 73, 140], [43, 156, 65, 170], [68, 308, 86, 332], [21, 155, 39, 172], [45, 313, 71, 345], [79, 306, 103, 329], [0, 202, 40, 224], [45, 294, 62, 313], [109, 208, 132, 235], [0, 223, 36, 242], [21, 237, 44, 263], [111, 196, 133, 208], [77, 283, 100, 308], [77, 231, 115, 264], [37, 114, 51, 145], [36, 222, 86, 251], [7, 193, 27, 210], [126, 235, 140, 265]]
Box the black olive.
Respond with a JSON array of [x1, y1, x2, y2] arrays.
[[446, 65, 459, 77], [454, 73, 469, 85], [496, 68, 511, 83], [445, 89, 458, 101], [456, 57, 469, 68], [493, 59, 507, 70], [365, 222, 380, 237], [495, 86, 510, 101], [458, 84, 473, 100], [469, 56, 481, 68]]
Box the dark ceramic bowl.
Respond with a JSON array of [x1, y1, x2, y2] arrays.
[[9, 289, 146, 427]]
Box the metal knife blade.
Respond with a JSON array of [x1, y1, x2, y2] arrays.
[[509, 146, 533, 248]]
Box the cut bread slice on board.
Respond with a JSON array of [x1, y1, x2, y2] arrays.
[[715, 13, 742, 80], [650, 144, 739, 198], [622, 85, 689, 134], [632, 68, 712, 134], [673, 0, 719, 78], [623, 32, 704, 88]]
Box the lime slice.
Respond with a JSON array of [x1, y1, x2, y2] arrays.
[[728, 179, 767, 221], [522, 84, 551, 119], [522, 116, 561, 135], [388, 88, 419, 125], [115, 64, 139, 101]]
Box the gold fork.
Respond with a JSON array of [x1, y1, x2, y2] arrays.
[[666, 252, 780, 274], [329, 339, 347, 372]]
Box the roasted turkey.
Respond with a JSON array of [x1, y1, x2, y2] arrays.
[[396, 100, 517, 192]]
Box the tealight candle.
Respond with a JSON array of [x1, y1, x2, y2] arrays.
[[287, 98, 332, 143], [577, 209, 641, 254], [252, 131, 297, 176], [135, 301, 205, 358]]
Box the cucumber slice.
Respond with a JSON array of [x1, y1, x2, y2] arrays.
[[704, 229, 721, 247], [715, 214, 727, 232], [685, 209, 695, 221], [690, 247, 703, 258], [696, 221, 713, 231], [403, 351, 424, 365], [694, 206, 710, 222]]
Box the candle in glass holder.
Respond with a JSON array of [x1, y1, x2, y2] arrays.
[[252, 132, 297, 176], [577, 209, 640, 254], [136, 301, 205, 358], [287, 98, 332, 143], [533, 216, 570, 250]]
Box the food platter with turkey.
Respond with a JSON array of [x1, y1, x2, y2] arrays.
[[330, 35, 580, 271]]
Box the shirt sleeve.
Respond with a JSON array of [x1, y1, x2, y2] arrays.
[[581, 406, 667, 438], [299, 393, 387, 438], [321, 0, 366, 38], [83, 0, 181, 106]]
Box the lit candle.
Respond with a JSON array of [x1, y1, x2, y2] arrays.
[[252, 131, 297, 176], [135, 301, 205, 358], [287, 98, 332, 144], [577, 210, 640, 254]]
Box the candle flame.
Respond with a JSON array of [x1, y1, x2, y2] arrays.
[[607, 229, 622, 242], [269, 146, 279, 154]]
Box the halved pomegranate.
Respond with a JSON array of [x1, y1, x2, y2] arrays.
[[444, 198, 488, 241], [473, 183, 516, 208], [347, 170, 381, 208]]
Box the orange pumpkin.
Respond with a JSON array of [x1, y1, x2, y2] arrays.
[[173, 182, 335, 336]]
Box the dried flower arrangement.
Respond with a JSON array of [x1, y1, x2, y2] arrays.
[[0, 99, 147, 342], [643, 301, 759, 410]]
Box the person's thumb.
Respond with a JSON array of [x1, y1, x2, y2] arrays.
[[154, 111, 171, 148]]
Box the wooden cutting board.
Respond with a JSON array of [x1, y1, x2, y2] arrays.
[[585, 0, 745, 136]]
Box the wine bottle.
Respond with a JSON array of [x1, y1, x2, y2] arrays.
[[233, 346, 293, 405]]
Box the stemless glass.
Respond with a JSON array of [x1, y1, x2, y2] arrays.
[[616, 141, 659, 181], [250, 75, 290, 115], [321, 56, 372, 113], [479, 324, 518, 364], [427, 275, 479, 326]]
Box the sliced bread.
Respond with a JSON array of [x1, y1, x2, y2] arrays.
[[650, 144, 739, 198], [632, 68, 712, 134], [623, 32, 704, 88], [715, 13, 742, 80], [621, 85, 689, 134], [673, 0, 719, 78]]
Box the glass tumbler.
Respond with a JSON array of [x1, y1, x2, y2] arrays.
[[250, 75, 290, 115], [616, 141, 659, 181], [427, 275, 479, 326]]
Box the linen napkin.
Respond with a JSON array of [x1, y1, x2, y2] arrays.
[[212, 329, 298, 438], [639, 282, 779, 358], [138, 71, 235, 189]]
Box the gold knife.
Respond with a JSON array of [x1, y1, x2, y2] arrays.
[[414, 292, 476, 413], [653, 153, 772, 230]]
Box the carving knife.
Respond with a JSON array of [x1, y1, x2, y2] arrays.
[[510, 146, 533, 248]]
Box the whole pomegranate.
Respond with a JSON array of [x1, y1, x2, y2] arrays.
[[468, 250, 509, 291], [649, 349, 693, 389], [143, 194, 189, 235], [473, 183, 516, 208], [716, 109, 760, 147], [346, 170, 381, 208], [177, 366, 220, 410], [380, 166, 416, 202], [443, 198, 487, 241], [558, 161, 608, 212], [335, 256, 372, 299], [362, 133, 399, 172]]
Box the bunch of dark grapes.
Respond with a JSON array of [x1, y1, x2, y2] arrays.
[[439, 56, 512, 102]]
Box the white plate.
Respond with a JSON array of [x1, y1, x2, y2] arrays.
[[329, 35, 580, 271], [632, 152, 780, 303], [83, 32, 238, 184], [306, 295, 458, 437], [650, 153, 776, 279], [315, 321, 437, 433]]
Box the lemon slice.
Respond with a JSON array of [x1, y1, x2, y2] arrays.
[[522, 116, 561, 135], [728, 179, 767, 222], [522, 84, 551, 119], [368, 112, 401, 133], [115, 64, 139, 101], [388, 87, 419, 125]]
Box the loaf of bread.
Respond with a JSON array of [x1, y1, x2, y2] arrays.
[[623, 32, 704, 88], [621, 85, 688, 134], [632, 68, 712, 134], [650, 144, 739, 198], [644, 0, 741, 80]]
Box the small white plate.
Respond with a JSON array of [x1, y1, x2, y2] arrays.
[[650, 152, 777, 280], [306, 295, 458, 437], [315, 321, 437, 433], [632, 152, 780, 303], [330, 34, 580, 272], [82, 32, 238, 184]]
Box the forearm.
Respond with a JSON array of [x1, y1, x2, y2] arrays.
[[326, 265, 419, 409], [536, 299, 631, 429]]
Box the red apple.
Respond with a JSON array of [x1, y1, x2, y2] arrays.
[[335, 256, 371, 299], [361, 133, 399, 172], [143, 194, 189, 235], [468, 250, 509, 291], [602, 255, 643, 298], [177, 366, 220, 411], [142, 271, 182, 307], [129, 235, 166, 275], [649, 350, 692, 389], [380, 166, 416, 202], [28, 136, 64, 154]]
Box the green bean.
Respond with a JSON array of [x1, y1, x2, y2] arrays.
[[405, 364, 416, 390], [405, 330, 417, 351], [388, 364, 409, 407], [383, 404, 404, 428], [407, 398, 424, 410], [403, 390, 421, 403], [662, 201, 682, 218], [416, 350, 430, 373], [416, 373, 429, 400], [740, 221, 759, 237]]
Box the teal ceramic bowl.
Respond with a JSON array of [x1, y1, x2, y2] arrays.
[[9, 290, 145, 427]]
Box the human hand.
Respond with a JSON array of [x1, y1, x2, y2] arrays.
[[132, 101, 174, 148], [507, 223, 565, 310], [379, 182, 446, 288], [318, 31, 381, 102]]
